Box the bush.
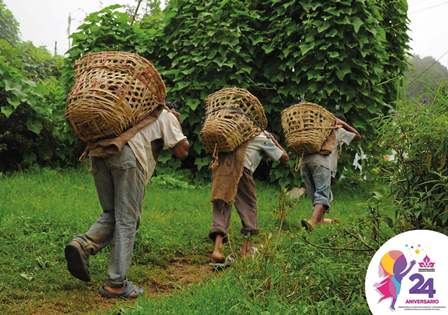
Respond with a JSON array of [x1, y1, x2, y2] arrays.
[[379, 93, 448, 232], [0, 38, 77, 172], [63, 1, 409, 185]]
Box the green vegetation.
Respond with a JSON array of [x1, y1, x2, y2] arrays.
[[0, 1, 77, 172], [0, 169, 390, 314], [1, 0, 410, 184], [63, 0, 409, 184], [0, 0, 19, 45], [2, 1, 448, 314], [380, 92, 448, 232]]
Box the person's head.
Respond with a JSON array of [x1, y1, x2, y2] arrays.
[[380, 250, 408, 276], [334, 113, 347, 122]]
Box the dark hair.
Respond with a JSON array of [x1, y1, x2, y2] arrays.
[[334, 113, 347, 122], [166, 100, 179, 110]]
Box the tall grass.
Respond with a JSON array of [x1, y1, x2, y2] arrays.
[[0, 168, 384, 314]]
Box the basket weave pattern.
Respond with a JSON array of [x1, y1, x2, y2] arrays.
[[200, 88, 266, 152], [66, 51, 166, 142], [201, 109, 260, 152], [281, 102, 336, 154], [204, 87, 267, 129]]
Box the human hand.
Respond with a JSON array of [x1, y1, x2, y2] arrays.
[[280, 152, 289, 163], [172, 139, 190, 160]]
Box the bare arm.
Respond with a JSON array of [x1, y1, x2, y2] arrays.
[[171, 139, 190, 160], [336, 118, 362, 140], [264, 131, 289, 163]]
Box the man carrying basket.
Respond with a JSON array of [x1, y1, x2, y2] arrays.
[[64, 52, 190, 298], [200, 88, 289, 264], [209, 130, 289, 263], [281, 103, 361, 230], [300, 116, 361, 229]]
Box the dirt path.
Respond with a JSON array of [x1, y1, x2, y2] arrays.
[[5, 258, 213, 315]]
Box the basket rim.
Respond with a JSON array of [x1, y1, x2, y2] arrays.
[[206, 87, 267, 129], [75, 51, 149, 64], [281, 102, 334, 116]]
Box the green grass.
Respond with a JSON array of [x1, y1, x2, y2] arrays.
[[0, 168, 393, 314]]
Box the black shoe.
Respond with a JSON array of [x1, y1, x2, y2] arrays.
[[65, 240, 91, 282]]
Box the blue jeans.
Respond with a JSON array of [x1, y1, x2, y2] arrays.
[[75, 145, 145, 287], [301, 163, 333, 209]]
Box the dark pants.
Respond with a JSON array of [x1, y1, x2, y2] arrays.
[[209, 168, 259, 241]]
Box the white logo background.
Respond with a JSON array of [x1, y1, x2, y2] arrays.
[[365, 230, 448, 314]]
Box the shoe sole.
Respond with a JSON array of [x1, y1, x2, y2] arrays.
[[65, 243, 90, 282]]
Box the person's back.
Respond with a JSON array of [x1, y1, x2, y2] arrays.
[[65, 108, 189, 299], [209, 130, 288, 263], [300, 118, 361, 229]]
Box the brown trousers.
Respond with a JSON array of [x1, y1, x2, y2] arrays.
[[209, 168, 258, 241]]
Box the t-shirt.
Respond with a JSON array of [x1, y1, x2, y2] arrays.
[[302, 128, 356, 177], [243, 131, 284, 174], [128, 109, 187, 184]]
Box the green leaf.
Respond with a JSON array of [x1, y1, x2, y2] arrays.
[[26, 119, 43, 135], [336, 66, 351, 81], [6, 97, 21, 108], [186, 99, 200, 111], [352, 17, 363, 34], [1, 106, 14, 118]]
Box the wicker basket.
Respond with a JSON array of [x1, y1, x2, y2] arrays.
[[200, 88, 266, 152], [205, 87, 267, 130], [201, 109, 260, 153], [66, 51, 166, 142], [281, 102, 336, 154]]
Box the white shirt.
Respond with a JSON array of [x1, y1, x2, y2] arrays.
[[328, 128, 356, 176], [128, 109, 187, 184], [243, 131, 284, 174], [302, 128, 356, 177]]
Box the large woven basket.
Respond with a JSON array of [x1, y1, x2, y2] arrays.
[[281, 102, 336, 154], [66, 51, 166, 142], [205, 87, 267, 129], [200, 88, 266, 152], [201, 109, 260, 153]]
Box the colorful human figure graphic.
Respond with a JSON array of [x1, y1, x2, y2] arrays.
[[376, 250, 416, 310]]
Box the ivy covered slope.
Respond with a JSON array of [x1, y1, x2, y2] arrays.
[[379, 0, 410, 104], [65, 0, 409, 181], [259, 0, 387, 132]]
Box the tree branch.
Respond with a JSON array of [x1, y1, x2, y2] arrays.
[[302, 237, 374, 252]]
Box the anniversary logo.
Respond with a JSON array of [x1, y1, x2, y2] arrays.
[[365, 230, 448, 314]]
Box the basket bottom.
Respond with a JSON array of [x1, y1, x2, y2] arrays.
[[290, 141, 322, 155], [201, 130, 238, 153]]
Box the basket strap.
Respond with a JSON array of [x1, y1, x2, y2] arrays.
[[294, 153, 304, 172], [209, 144, 219, 171]]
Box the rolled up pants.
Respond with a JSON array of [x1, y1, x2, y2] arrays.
[[74, 145, 145, 287], [209, 168, 259, 241]]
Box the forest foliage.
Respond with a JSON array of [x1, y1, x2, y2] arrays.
[[1, 0, 412, 185], [62, 0, 409, 184], [0, 0, 78, 171], [380, 92, 448, 232]]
